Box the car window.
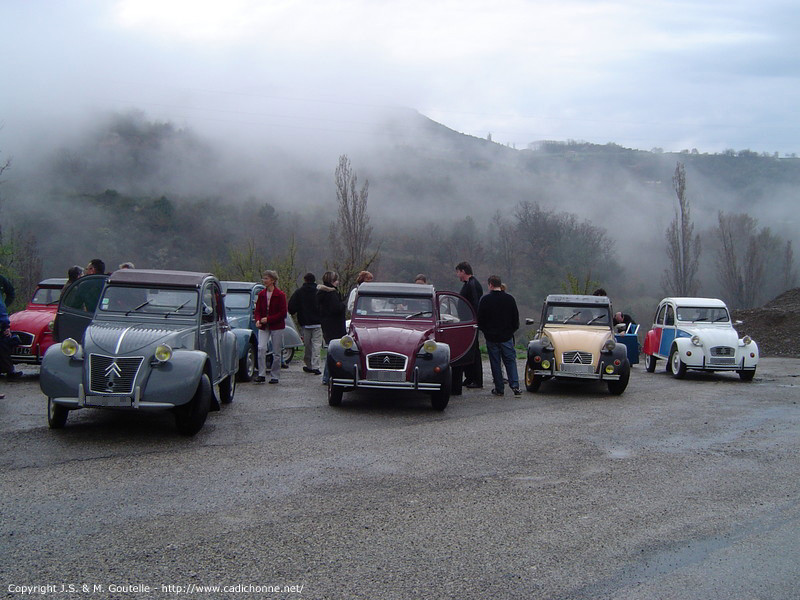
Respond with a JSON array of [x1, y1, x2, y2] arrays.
[[98, 286, 198, 315], [61, 277, 105, 313], [32, 287, 62, 305], [655, 304, 667, 325], [665, 305, 675, 326], [545, 304, 610, 326], [355, 295, 432, 318], [676, 306, 729, 323], [438, 295, 472, 323], [202, 286, 216, 323], [223, 291, 251, 309]]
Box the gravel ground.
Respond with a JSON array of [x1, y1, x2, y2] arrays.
[[732, 288, 800, 358]]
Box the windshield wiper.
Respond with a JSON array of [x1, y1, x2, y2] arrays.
[[563, 311, 581, 324], [165, 300, 192, 316], [405, 310, 432, 319], [126, 300, 151, 316]]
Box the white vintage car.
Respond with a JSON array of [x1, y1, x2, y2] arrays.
[[642, 297, 758, 380]]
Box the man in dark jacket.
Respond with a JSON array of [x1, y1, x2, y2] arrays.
[[288, 272, 323, 375], [456, 261, 483, 388], [477, 275, 520, 396]]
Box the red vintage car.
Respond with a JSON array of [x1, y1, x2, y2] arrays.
[[9, 278, 66, 365]]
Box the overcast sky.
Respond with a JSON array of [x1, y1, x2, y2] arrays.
[[2, 0, 799, 155]]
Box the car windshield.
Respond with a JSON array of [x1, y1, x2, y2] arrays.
[[676, 306, 729, 323], [31, 287, 62, 305], [98, 286, 198, 316], [354, 295, 433, 319], [544, 304, 610, 326], [223, 291, 252, 310]]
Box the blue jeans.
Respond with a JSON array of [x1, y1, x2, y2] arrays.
[[486, 339, 519, 393]]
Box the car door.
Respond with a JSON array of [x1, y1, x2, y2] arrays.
[[199, 282, 222, 383], [434, 291, 478, 363], [658, 303, 677, 357], [52, 274, 108, 343]]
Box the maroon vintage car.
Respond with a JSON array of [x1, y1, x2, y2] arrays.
[[326, 282, 477, 410], [9, 278, 66, 365]]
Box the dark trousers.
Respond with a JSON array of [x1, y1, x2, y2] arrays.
[[464, 338, 483, 386]]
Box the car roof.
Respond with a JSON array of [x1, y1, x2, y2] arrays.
[[663, 297, 728, 308], [221, 281, 261, 292], [39, 278, 67, 287], [357, 282, 434, 297], [107, 269, 214, 288], [545, 294, 611, 305]]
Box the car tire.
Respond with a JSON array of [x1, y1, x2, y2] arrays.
[[644, 353, 657, 373], [431, 367, 452, 411], [524, 360, 542, 392], [282, 346, 295, 364], [327, 378, 343, 407], [738, 368, 756, 382], [175, 373, 212, 436], [219, 373, 236, 404], [47, 397, 69, 429], [237, 342, 256, 382], [669, 347, 687, 379], [607, 361, 630, 395]]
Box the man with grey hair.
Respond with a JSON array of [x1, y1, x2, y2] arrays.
[[253, 270, 287, 384]]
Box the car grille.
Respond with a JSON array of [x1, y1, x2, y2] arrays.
[[89, 354, 144, 395], [367, 352, 407, 371], [562, 351, 593, 365], [710, 346, 734, 356], [12, 331, 34, 346]]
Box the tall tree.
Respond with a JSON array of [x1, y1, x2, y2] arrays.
[[329, 155, 378, 291], [662, 162, 701, 296]]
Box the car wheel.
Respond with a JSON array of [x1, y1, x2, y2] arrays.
[[175, 373, 212, 436], [282, 346, 295, 364], [219, 373, 236, 404], [524, 360, 542, 392], [644, 353, 657, 373], [237, 342, 256, 382], [607, 361, 630, 395], [431, 367, 452, 411], [47, 397, 69, 429], [451, 365, 463, 396], [738, 368, 756, 382], [669, 347, 687, 379], [328, 378, 343, 407]]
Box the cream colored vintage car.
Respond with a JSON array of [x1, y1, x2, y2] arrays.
[[524, 294, 630, 394]]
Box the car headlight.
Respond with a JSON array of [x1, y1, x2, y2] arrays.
[[61, 338, 80, 357], [340, 335, 356, 350], [541, 335, 554, 351], [47, 320, 55, 332], [742, 335, 752, 345], [691, 335, 702, 346], [603, 338, 616, 352], [422, 339, 438, 354], [154, 344, 173, 363]]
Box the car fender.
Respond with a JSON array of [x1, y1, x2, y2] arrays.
[[738, 339, 759, 368], [643, 329, 660, 357], [40, 343, 84, 399], [229, 328, 251, 367], [282, 322, 303, 348], [671, 337, 701, 366], [144, 350, 210, 407]]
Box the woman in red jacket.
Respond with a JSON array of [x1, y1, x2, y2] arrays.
[[253, 270, 287, 384]]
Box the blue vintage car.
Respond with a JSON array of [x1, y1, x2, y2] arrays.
[[41, 270, 252, 435], [221, 281, 303, 381]]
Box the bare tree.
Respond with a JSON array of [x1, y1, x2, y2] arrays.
[[329, 155, 378, 291], [782, 241, 797, 291], [662, 162, 701, 296]]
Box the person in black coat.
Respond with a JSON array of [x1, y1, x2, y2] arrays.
[[288, 272, 324, 374], [456, 261, 483, 388], [478, 275, 520, 396], [317, 271, 346, 384]]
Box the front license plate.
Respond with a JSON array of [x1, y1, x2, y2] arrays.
[[559, 363, 594, 374], [84, 395, 131, 407]]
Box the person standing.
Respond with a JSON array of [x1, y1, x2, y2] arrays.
[[347, 270, 374, 313], [318, 271, 346, 385], [456, 261, 483, 388], [0, 290, 21, 382], [253, 270, 287, 384], [0, 272, 16, 308], [478, 275, 520, 396], [288, 272, 323, 375]]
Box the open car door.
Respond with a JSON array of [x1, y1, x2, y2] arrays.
[[434, 291, 478, 363], [52, 274, 108, 343]]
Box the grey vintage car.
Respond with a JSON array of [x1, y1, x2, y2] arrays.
[[40, 270, 251, 435], [221, 281, 303, 381]]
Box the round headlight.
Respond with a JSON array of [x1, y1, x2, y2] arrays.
[[340, 335, 355, 350], [154, 344, 173, 363], [691, 335, 702, 346], [605, 365, 615, 374], [603, 338, 616, 352], [541, 359, 551, 369], [422, 340, 437, 354], [47, 320, 55, 332], [742, 335, 752, 345], [61, 338, 79, 357]]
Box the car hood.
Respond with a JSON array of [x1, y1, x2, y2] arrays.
[[678, 324, 743, 346], [353, 322, 432, 357], [10, 308, 56, 331], [86, 322, 193, 355], [544, 327, 611, 354]]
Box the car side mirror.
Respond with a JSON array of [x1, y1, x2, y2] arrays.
[[525, 318, 535, 325], [734, 319, 743, 325]]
